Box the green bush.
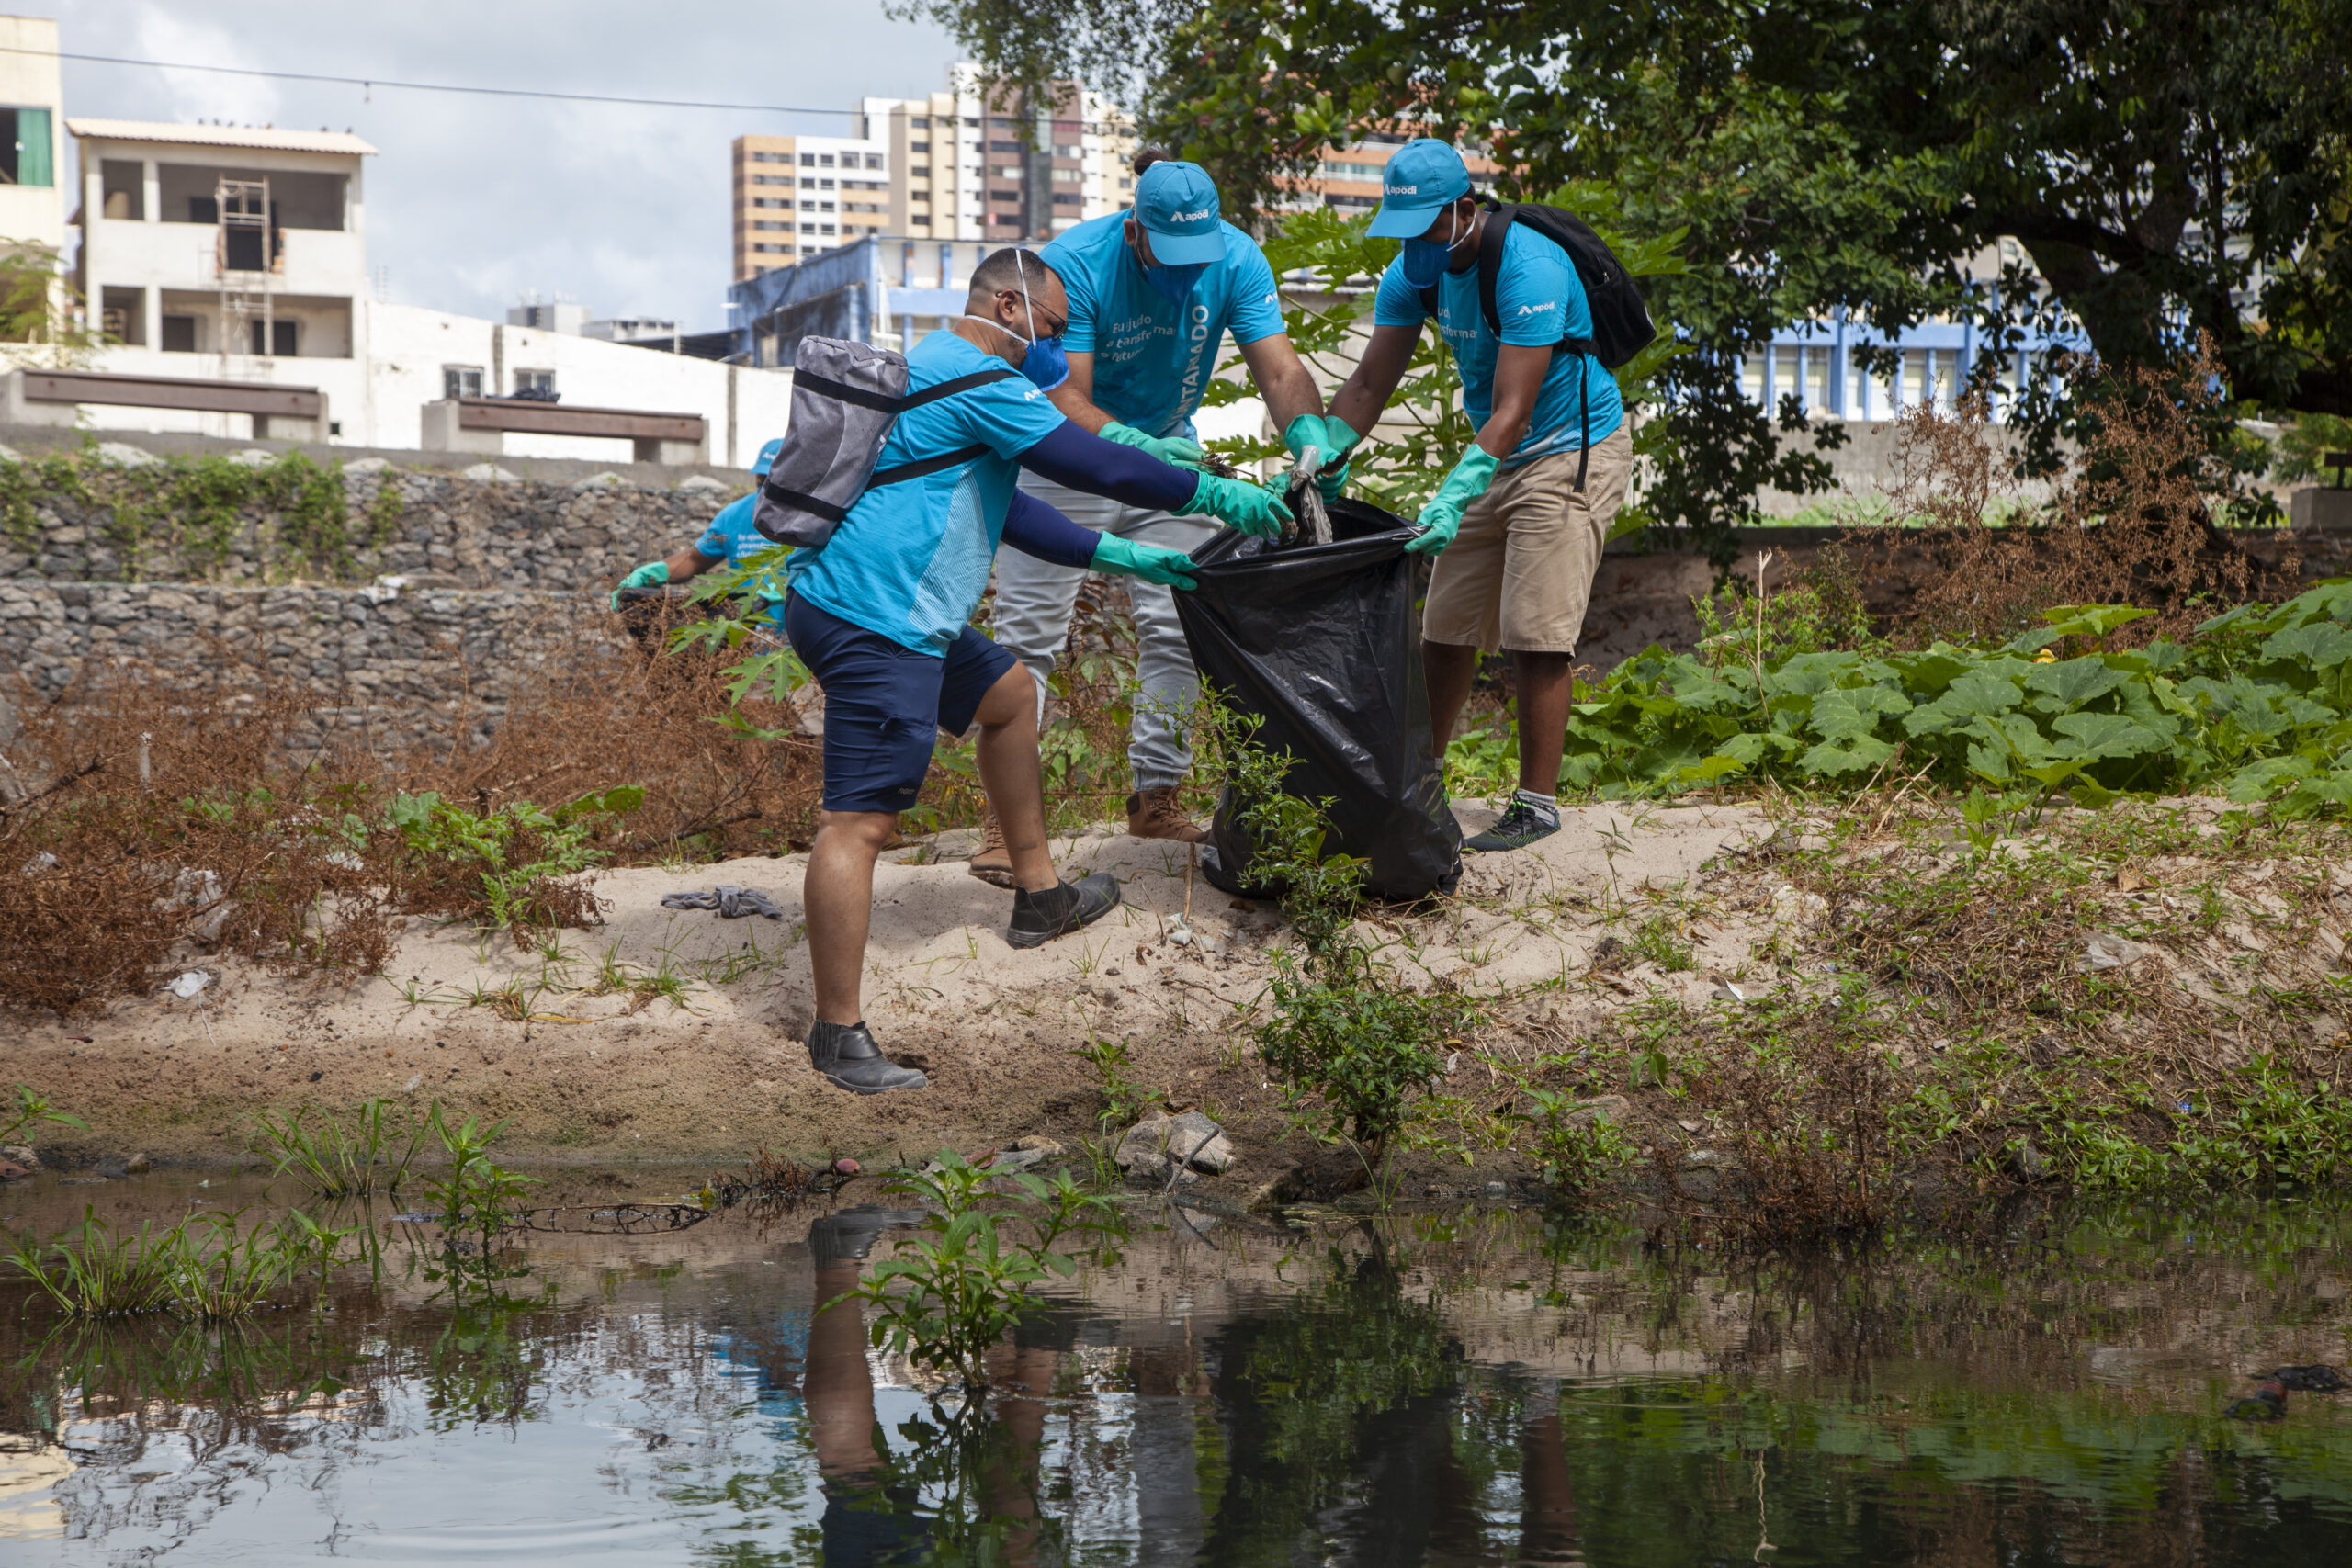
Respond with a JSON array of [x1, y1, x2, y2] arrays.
[[1565, 582, 2352, 813]]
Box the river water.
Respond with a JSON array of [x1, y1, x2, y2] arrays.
[[2, 1169, 2349, 1564]]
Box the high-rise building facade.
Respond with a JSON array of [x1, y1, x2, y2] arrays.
[[852, 65, 1136, 249], [731, 132, 891, 279]]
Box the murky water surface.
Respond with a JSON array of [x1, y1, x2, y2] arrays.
[[3, 1171, 2350, 1564]]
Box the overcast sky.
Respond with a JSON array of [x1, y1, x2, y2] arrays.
[[41, 0, 965, 331]]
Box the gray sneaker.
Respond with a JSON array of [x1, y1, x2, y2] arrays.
[[1464, 798, 1560, 852]]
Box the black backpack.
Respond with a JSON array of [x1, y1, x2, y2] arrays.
[[1418, 200, 1656, 491]]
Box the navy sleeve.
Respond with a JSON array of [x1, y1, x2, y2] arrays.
[[1016, 419, 1201, 513], [1001, 488, 1102, 570]]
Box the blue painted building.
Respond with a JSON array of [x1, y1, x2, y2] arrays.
[[729, 233, 993, 368]]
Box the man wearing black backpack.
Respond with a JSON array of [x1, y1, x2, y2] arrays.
[[1328, 139, 1643, 852]]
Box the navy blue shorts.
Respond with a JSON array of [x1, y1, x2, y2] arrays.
[[784, 593, 1020, 814]]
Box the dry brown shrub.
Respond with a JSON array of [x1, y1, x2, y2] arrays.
[[0, 614, 827, 1013], [1869, 334, 2290, 647]]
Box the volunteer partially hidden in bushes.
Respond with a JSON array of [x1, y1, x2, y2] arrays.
[[780, 246, 1293, 1095], [1329, 139, 1635, 853], [980, 152, 1339, 882], [611, 437, 788, 637]]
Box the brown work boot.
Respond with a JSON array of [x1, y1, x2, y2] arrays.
[[1126, 785, 1207, 843], [967, 810, 1016, 888]]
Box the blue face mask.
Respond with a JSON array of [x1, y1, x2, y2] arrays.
[[1143, 261, 1207, 304], [1399, 207, 1468, 289], [963, 256, 1070, 390]]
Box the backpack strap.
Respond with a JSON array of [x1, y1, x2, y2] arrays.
[[794, 366, 1014, 414], [868, 444, 992, 489]]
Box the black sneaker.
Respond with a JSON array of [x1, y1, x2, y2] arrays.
[[806, 1021, 929, 1095], [1006, 873, 1121, 949], [1465, 797, 1561, 852]]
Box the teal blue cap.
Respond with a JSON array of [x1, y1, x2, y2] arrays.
[[1367, 140, 1472, 238], [1133, 161, 1227, 265], [752, 437, 783, 478]]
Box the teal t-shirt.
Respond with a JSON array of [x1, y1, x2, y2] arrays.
[[694, 492, 786, 630], [787, 331, 1067, 655], [1041, 211, 1287, 440], [1371, 220, 1624, 465]]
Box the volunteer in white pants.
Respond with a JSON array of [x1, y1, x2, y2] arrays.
[[974, 152, 1342, 884]]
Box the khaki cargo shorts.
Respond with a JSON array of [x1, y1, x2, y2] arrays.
[[1422, 422, 1634, 655]]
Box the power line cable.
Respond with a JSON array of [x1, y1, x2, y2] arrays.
[[1, 42, 861, 116]]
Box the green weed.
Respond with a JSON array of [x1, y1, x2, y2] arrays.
[[0, 1084, 85, 1149], [251, 1098, 426, 1198], [840, 1151, 1125, 1397], [1069, 1037, 1154, 1134]]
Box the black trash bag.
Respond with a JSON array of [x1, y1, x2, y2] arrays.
[[1174, 494, 1462, 901]]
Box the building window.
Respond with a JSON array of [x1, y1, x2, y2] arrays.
[[443, 366, 483, 400], [752, 243, 787, 254], [161, 314, 198, 353], [751, 151, 790, 163], [799, 152, 817, 166], [989, 187, 1019, 201], [753, 220, 790, 230], [990, 212, 1023, 225], [819, 178, 836, 190], [1051, 168, 1083, 184], [249, 319, 297, 356], [752, 174, 791, 186], [911, 216, 931, 228], [820, 224, 836, 235], [911, 116, 930, 129], [101, 159, 143, 220], [864, 153, 884, 170], [989, 140, 1022, 153], [910, 141, 930, 153], [819, 152, 836, 167], [0, 107, 54, 187], [911, 164, 930, 178], [1053, 143, 1081, 158], [1052, 193, 1081, 207], [514, 368, 555, 396]]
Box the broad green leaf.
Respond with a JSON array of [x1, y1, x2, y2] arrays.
[[1798, 734, 1897, 776], [2025, 656, 2127, 707], [2258, 622, 2352, 669], [2051, 712, 2167, 759], [2225, 756, 2314, 801], [2018, 759, 2089, 788], [2038, 604, 2152, 640], [1809, 685, 1911, 741]]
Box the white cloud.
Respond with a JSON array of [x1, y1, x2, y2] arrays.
[[124, 1, 283, 125]]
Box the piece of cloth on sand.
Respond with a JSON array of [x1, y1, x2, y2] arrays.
[[661, 886, 786, 919]]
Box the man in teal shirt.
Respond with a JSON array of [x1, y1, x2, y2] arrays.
[[978, 155, 1339, 883], [1328, 139, 1634, 853], [611, 437, 787, 637]]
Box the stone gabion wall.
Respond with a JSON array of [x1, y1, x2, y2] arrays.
[[0, 465, 747, 591], [0, 578, 630, 752]]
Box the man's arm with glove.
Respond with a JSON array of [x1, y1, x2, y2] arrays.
[[1019, 420, 1291, 540], [1285, 413, 1361, 502], [611, 546, 721, 609], [1406, 447, 1498, 557], [1098, 421, 1204, 470], [1001, 490, 1197, 591]]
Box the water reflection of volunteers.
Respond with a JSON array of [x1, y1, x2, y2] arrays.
[[779, 248, 1291, 1097], [610, 437, 788, 641], [978, 152, 1341, 883], [1327, 139, 1633, 854]]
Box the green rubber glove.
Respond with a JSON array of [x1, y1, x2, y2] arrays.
[[1406, 446, 1499, 557], [1091, 533, 1198, 591], [1188, 471, 1293, 539], [1285, 413, 1362, 502], [612, 558, 668, 610], [1100, 421, 1206, 470]]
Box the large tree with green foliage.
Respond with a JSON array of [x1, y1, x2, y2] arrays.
[[896, 0, 2352, 547]]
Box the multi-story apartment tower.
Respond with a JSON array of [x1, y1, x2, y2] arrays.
[[730, 132, 891, 279], [852, 65, 1136, 249]]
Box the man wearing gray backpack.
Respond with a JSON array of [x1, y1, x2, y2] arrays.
[[1325, 139, 1643, 854], [770, 247, 1291, 1095]]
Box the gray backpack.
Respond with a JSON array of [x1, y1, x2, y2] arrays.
[[752, 336, 1015, 550]]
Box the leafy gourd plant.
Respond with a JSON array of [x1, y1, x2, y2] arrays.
[[1563, 582, 2352, 818], [385, 785, 643, 939], [839, 1151, 1125, 1398]]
